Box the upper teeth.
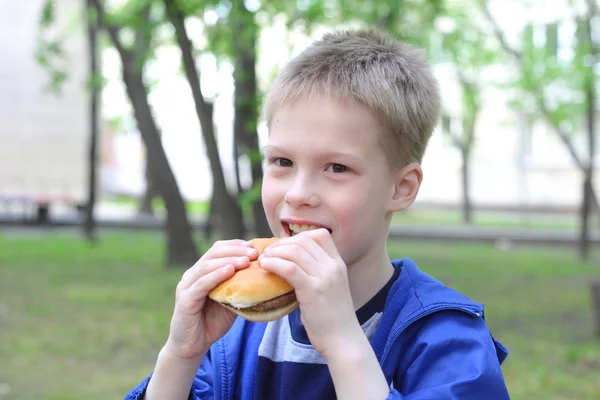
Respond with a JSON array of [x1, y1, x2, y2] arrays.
[[288, 223, 319, 234]]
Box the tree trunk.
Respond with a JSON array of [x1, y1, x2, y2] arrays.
[[164, 0, 246, 240], [204, 192, 217, 241], [231, 1, 271, 237], [122, 59, 199, 266], [580, 175, 592, 260], [84, 0, 99, 243], [138, 164, 157, 216], [460, 147, 473, 225], [233, 128, 243, 195], [579, 6, 596, 261], [578, 81, 595, 261], [591, 282, 600, 337]]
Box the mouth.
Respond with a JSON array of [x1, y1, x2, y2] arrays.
[[282, 220, 333, 237]]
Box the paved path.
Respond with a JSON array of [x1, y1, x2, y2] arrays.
[[1, 206, 599, 246]]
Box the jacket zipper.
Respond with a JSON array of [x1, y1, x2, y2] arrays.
[[217, 340, 230, 400], [380, 303, 482, 365]]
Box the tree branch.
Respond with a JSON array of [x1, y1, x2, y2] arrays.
[[88, 0, 128, 58], [479, 0, 584, 169], [163, 0, 211, 114], [480, 1, 522, 64], [134, 3, 152, 62], [585, 0, 598, 58], [537, 98, 584, 168]]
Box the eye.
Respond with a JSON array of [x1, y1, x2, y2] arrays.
[[274, 157, 293, 167], [327, 163, 349, 173]]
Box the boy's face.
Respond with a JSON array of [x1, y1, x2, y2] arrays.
[[262, 94, 404, 267]]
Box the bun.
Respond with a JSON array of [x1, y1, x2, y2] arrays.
[[208, 238, 298, 322]]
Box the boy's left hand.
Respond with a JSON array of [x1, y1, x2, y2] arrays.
[[258, 229, 362, 357]]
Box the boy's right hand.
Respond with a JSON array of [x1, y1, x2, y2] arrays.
[[163, 239, 258, 361]]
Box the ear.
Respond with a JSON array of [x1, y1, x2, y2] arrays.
[[388, 162, 423, 213]]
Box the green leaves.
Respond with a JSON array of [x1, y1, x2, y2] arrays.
[[36, 0, 68, 95], [434, 0, 491, 153], [39, 0, 56, 28], [103, 0, 154, 30], [238, 181, 262, 210], [85, 72, 108, 92], [514, 9, 595, 139]]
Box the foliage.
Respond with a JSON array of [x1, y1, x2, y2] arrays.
[[484, 0, 597, 145], [35, 0, 68, 94], [435, 0, 503, 152]]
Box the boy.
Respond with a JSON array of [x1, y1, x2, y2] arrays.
[[125, 28, 510, 399]]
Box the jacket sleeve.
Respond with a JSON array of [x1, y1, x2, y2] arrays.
[[385, 310, 510, 399], [123, 352, 215, 400]]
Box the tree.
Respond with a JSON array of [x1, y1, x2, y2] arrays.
[[434, 1, 501, 224], [481, 0, 598, 259], [88, 0, 199, 266], [138, 164, 159, 216], [439, 79, 479, 224], [579, 0, 597, 260], [163, 0, 246, 239], [84, 0, 100, 241], [338, 0, 444, 48], [230, 0, 271, 237], [37, 0, 200, 265]]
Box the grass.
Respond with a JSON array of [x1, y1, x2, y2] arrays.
[[0, 232, 599, 399]]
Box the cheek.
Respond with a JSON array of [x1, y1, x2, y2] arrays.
[[332, 180, 387, 233], [330, 188, 373, 229], [261, 176, 283, 214]]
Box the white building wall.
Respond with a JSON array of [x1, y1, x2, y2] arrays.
[[0, 0, 89, 204]]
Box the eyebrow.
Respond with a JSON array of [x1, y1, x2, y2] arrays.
[[263, 144, 363, 163], [262, 144, 282, 153]]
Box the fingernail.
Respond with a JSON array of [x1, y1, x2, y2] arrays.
[[247, 248, 258, 255]]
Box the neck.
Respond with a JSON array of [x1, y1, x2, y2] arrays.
[[346, 241, 394, 311]]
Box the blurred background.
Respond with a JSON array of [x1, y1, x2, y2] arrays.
[[1, 0, 599, 398]]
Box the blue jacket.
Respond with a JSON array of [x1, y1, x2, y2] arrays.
[[125, 258, 510, 399]]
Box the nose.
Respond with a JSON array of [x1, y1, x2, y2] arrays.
[[284, 175, 320, 208]]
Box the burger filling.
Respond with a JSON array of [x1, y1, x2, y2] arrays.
[[226, 291, 297, 312]]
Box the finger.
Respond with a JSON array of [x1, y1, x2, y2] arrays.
[[293, 232, 334, 265], [212, 239, 254, 248], [181, 244, 257, 287], [183, 264, 236, 302], [267, 229, 336, 259], [204, 243, 258, 260], [265, 233, 335, 274], [303, 228, 339, 259], [262, 243, 319, 275], [180, 256, 251, 289], [258, 256, 311, 291]]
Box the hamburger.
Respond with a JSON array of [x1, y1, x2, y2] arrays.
[[208, 237, 298, 322]]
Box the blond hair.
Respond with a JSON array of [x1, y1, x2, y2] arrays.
[[263, 28, 441, 166]]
